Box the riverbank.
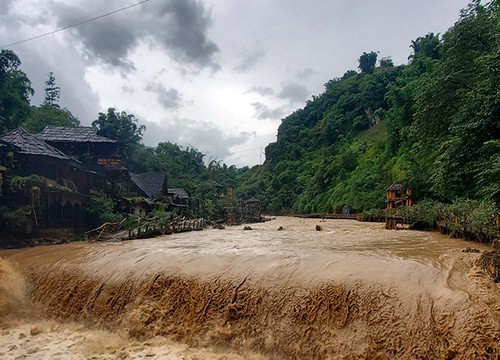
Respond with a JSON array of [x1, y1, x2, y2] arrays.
[[1, 217, 499, 359]]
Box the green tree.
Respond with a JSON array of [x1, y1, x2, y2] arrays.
[[92, 108, 145, 160], [379, 56, 394, 68], [412, 1, 499, 201], [23, 104, 79, 133], [358, 51, 378, 74], [43, 72, 60, 108], [0, 50, 33, 135], [408, 33, 441, 62]]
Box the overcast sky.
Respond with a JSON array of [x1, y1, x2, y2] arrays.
[[0, 0, 470, 167]]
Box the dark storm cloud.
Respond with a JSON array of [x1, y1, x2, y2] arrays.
[[141, 118, 252, 160], [53, 3, 137, 70], [234, 49, 265, 72], [147, 0, 220, 70], [278, 82, 309, 104], [0, 1, 12, 15], [246, 86, 275, 96], [51, 0, 219, 71], [296, 67, 314, 80], [251, 102, 285, 120], [144, 82, 183, 110]]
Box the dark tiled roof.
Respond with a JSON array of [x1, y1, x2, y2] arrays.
[[0, 127, 72, 160], [387, 183, 403, 191], [130, 172, 167, 201], [168, 188, 189, 199], [38, 126, 116, 143]]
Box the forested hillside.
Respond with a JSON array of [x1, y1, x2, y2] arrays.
[[236, 2, 499, 215]]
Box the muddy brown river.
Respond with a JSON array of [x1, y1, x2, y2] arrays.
[[0, 217, 498, 359]]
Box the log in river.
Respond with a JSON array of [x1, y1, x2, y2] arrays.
[[0, 217, 498, 359]]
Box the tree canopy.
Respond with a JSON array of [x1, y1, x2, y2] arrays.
[[43, 72, 60, 108], [0, 50, 33, 134], [92, 108, 146, 159], [358, 51, 378, 74]]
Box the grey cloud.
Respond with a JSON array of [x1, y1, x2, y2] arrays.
[[141, 118, 251, 161], [122, 85, 135, 94], [11, 46, 101, 126], [234, 49, 265, 72], [251, 102, 286, 120], [51, 0, 219, 71], [278, 82, 309, 103], [145, 82, 183, 110], [296, 67, 314, 80], [246, 86, 274, 96], [0, 1, 12, 15], [147, 0, 220, 70], [54, 3, 137, 70]]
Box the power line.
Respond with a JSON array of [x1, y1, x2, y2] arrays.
[[1, 0, 151, 49]]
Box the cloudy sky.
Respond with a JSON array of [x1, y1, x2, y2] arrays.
[[0, 0, 470, 167]]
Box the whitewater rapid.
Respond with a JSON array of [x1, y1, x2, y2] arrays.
[[0, 217, 498, 359]]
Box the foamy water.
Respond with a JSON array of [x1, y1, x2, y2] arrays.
[[0, 217, 498, 359]]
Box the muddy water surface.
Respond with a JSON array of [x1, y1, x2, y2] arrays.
[[0, 217, 498, 359]]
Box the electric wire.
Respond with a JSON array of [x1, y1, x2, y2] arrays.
[[0, 0, 150, 49]]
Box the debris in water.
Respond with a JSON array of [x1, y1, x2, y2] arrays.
[[462, 247, 480, 253], [213, 224, 225, 230], [316, 225, 322, 231], [30, 327, 42, 336], [243, 226, 253, 230], [277, 226, 284, 231]]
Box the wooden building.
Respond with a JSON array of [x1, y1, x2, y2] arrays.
[[126, 172, 168, 215], [0, 127, 91, 232], [385, 183, 413, 229], [36, 126, 124, 173]]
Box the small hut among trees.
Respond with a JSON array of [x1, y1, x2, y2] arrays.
[[385, 183, 413, 229]]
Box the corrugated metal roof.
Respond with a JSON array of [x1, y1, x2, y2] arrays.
[[38, 125, 116, 143], [0, 127, 72, 160]]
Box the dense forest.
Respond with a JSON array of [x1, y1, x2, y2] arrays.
[[236, 2, 499, 218]]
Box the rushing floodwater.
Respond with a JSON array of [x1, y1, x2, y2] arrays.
[[0, 217, 498, 359]]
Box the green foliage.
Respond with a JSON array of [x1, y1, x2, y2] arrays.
[[9, 174, 78, 195], [9, 174, 47, 194], [0, 50, 33, 135], [43, 72, 60, 108], [240, 1, 499, 216], [411, 2, 499, 202], [403, 199, 498, 240], [408, 33, 441, 62], [92, 108, 145, 160], [0, 205, 32, 226], [358, 51, 378, 74], [23, 104, 79, 132], [379, 57, 394, 68], [84, 194, 122, 226]]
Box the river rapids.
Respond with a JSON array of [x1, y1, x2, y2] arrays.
[[0, 217, 498, 359]]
